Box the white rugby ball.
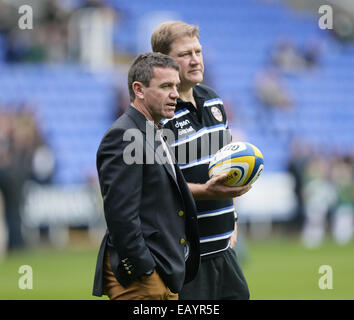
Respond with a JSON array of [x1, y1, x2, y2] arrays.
[[208, 142, 264, 187]]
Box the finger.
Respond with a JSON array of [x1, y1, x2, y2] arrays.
[[233, 184, 252, 191], [239, 185, 252, 194], [213, 173, 228, 182], [229, 184, 252, 197]]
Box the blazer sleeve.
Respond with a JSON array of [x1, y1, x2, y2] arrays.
[[96, 126, 156, 282]]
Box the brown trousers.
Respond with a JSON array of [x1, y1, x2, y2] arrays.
[[103, 251, 178, 300]]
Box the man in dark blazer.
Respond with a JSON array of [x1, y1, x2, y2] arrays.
[[92, 52, 200, 300]]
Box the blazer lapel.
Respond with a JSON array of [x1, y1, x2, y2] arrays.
[[154, 136, 179, 185], [125, 106, 180, 187]]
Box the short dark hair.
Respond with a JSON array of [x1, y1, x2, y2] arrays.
[[128, 52, 180, 102]]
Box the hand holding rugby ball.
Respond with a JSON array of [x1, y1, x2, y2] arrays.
[[208, 142, 264, 187]]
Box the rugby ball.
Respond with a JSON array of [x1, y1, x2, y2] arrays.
[[208, 142, 264, 187]]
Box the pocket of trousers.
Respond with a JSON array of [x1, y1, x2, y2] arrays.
[[138, 270, 168, 299]]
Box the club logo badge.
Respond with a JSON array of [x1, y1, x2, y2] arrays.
[[211, 106, 223, 122]]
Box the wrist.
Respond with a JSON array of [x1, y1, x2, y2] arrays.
[[188, 182, 210, 200]]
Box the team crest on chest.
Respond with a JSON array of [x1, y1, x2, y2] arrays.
[[211, 106, 223, 122]]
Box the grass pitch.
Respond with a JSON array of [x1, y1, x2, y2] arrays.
[[241, 237, 354, 300], [0, 237, 353, 300]]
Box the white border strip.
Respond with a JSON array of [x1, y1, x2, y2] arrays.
[[200, 242, 230, 257], [161, 108, 190, 125], [200, 231, 234, 243], [197, 206, 234, 219], [178, 154, 212, 170], [204, 98, 223, 107], [171, 123, 227, 147]]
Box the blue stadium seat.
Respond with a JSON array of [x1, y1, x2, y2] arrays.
[[1, 0, 353, 183]]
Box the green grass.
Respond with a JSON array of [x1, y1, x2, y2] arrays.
[[0, 238, 353, 300], [0, 247, 103, 300], [239, 238, 354, 300]]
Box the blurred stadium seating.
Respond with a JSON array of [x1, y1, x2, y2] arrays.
[[0, 0, 353, 243], [1, 0, 353, 186], [0, 64, 117, 184]]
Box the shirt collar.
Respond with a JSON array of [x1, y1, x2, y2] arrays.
[[176, 86, 205, 111]]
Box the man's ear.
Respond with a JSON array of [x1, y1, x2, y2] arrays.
[[132, 81, 145, 100]]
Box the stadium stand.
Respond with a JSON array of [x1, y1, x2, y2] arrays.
[[0, 0, 353, 183], [113, 0, 354, 171], [0, 64, 117, 184]]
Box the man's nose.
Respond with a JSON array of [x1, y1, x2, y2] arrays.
[[170, 87, 179, 99], [190, 52, 200, 64]]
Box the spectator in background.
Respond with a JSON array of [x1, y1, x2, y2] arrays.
[[301, 156, 337, 248], [330, 155, 354, 245], [0, 0, 15, 27], [0, 0, 17, 42], [0, 109, 26, 251], [0, 0, 125, 65], [0, 0, 34, 63], [254, 68, 292, 109], [287, 138, 311, 232], [0, 105, 54, 252], [271, 38, 324, 74], [303, 40, 322, 69], [332, 12, 354, 43], [271, 39, 306, 74], [37, 0, 70, 62], [67, 0, 117, 70], [2, 0, 70, 63]]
